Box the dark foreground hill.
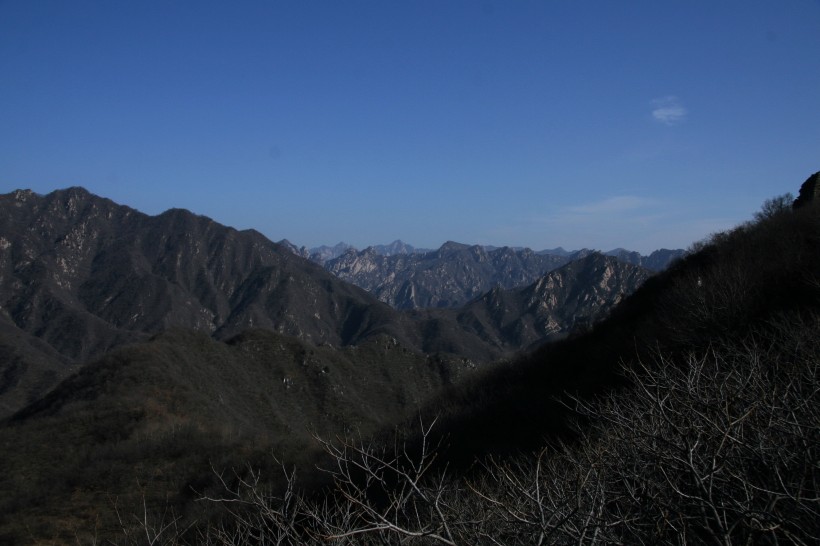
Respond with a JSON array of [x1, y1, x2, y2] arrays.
[[310, 184, 817, 544], [409, 192, 820, 462]]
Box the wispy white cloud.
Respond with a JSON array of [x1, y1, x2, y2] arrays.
[[651, 96, 687, 125], [567, 196, 658, 215]]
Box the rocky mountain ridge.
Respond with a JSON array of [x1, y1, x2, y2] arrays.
[[317, 241, 678, 309], [0, 187, 418, 415], [0, 187, 651, 417]]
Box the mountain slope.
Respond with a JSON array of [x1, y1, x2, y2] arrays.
[[286, 182, 819, 545], [4, 181, 811, 544]]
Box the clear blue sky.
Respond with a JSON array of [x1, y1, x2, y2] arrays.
[[2, 1, 819, 253]]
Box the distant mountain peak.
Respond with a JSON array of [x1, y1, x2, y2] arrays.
[[439, 241, 471, 251], [373, 239, 417, 256]]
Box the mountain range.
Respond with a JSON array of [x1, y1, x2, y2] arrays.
[[0, 176, 817, 544], [281, 240, 682, 310], [0, 186, 656, 542], [287, 238, 682, 270], [0, 187, 650, 420], [320, 242, 680, 309]]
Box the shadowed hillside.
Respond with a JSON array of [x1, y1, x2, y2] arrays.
[[144, 180, 817, 545], [400, 188, 820, 465]]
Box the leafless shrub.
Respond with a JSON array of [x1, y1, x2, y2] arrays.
[[308, 417, 467, 545], [111, 315, 817, 545], [109, 482, 192, 546], [195, 460, 304, 545], [469, 317, 819, 545]]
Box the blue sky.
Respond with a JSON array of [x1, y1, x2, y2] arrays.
[[1, 1, 819, 253]]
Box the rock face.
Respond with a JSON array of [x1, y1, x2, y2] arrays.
[[793, 171, 820, 209]]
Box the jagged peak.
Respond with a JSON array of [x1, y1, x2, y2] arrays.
[[53, 186, 93, 198], [8, 188, 38, 201]]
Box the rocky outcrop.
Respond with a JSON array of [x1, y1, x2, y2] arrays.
[[793, 171, 820, 209]]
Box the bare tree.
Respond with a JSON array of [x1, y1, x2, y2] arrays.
[[196, 460, 303, 545], [109, 481, 192, 546], [754, 193, 794, 221], [309, 417, 466, 545], [468, 318, 819, 545], [117, 315, 817, 545]]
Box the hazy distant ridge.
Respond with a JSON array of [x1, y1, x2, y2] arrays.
[[299, 239, 682, 309]]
